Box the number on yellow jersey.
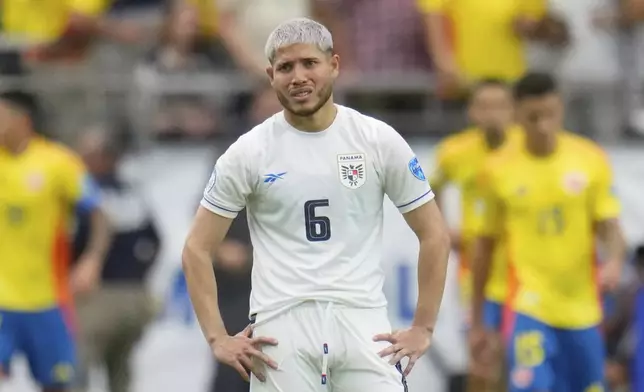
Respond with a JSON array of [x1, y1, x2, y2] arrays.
[[537, 205, 565, 235]]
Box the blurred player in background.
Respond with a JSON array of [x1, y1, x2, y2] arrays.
[[0, 91, 110, 392], [471, 73, 626, 392], [182, 17, 451, 392], [431, 78, 521, 391]]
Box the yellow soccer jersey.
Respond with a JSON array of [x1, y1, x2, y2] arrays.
[[477, 132, 621, 329], [0, 138, 101, 310], [432, 126, 522, 304]]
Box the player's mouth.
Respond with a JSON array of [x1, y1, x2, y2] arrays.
[[290, 88, 313, 101]]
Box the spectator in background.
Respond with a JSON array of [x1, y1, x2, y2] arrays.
[[216, 0, 310, 79], [73, 128, 160, 392], [532, 0, 644, 141], [313, 0, 431, 74], [417, 0, 559, 98], [208, 207, 252, 392], [602, 245, 644, 392], [215, 0, 310, 124], [313, 0, 432, 130], [135, 0, 227, 141], [589, 0, 644, 138], [632, 245, 644, 392], [1, 0, 140, 67]]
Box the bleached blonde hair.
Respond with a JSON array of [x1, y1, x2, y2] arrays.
[[264, 18, 334, 64]]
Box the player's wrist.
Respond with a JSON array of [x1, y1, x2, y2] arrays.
[[411, 323, 434, 336], [207, 332, 230, 347]]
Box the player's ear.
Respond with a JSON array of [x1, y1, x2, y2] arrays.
[[266, 66, 274, 83], [330, 53, 340, 78]]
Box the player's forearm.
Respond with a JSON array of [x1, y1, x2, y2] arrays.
[[471, 237, 494, 328], [423, 13, 456, 71], [83, 208, 111, 263], [597, 219, 626, 265], [182, 242, 228, 344], [218, 14, 265, 76], [412, 232, 450, 331]]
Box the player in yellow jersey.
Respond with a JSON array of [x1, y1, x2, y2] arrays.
[[0, 91, 110, 392], [471, 73, 626, 392], [432, 78, 521, 390]]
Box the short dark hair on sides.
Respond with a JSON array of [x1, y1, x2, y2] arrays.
[[466, 78, 509, 101], [473, 78, 508, 92], [513, 72, 558, 101], [0, 90, 41, 128]]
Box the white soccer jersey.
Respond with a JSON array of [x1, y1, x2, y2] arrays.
[[201, 105, 434, 319]]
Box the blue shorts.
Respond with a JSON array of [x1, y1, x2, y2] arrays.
[[507, 313, 604, 392], [483, 299, 504, 332], [0, 307, 76, 387]]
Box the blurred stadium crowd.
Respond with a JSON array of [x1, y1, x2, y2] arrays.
[[2, 0, 644, 391]]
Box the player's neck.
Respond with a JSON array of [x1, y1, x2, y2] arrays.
[[483, 129, 505, 150], [525, 134, 558, 157], [5, 132, 32, 155], [284, 100, 337, 132]]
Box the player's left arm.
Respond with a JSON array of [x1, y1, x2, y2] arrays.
[[59, 153, 111, 283], [591, 153, 627, 290], [380, 125, 450, 335], [404, 202, 451, 332]]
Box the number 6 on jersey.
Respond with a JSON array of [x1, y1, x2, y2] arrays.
[[304, 199, 331, 242]]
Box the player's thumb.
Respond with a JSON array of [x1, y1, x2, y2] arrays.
[[239, 324, 253, 337]]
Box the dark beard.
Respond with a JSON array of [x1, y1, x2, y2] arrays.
[[276, 83, 333, 117]]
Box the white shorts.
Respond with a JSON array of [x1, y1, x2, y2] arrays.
[[250, 301, 408, 392]]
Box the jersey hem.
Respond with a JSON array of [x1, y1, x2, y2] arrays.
[[513, 309, 601, 330], [200, 197, 240, 219], [396, 189, 434, 214]]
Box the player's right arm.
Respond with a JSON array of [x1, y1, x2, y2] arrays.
[[183, 207, 235, 344], [182, 139, 277, 381]]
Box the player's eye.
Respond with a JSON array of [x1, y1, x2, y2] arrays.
[[277, 63, 292, 72], [304, 60, 317, 68]]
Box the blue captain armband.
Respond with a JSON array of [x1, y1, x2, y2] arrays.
[[76, 174, 101, 212]]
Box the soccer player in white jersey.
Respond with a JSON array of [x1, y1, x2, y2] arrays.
[[182, 17, 451, 392]]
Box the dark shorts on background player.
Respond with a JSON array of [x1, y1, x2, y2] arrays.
[[483, 299, 503, 332], [0, 307, 76, 388], [507, 313, 604, 392]]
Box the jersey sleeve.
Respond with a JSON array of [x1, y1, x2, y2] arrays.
[[474, 161, 503, 238], [58, 152, 101, 212], [201, 139, 254, 219], [590, 153, 621, 221], [379, 125, 434, 214]]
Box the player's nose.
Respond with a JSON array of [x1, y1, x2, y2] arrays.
[[291, 64, 309, 84]]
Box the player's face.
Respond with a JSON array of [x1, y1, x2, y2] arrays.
[[515, 93, 563, 138], [267, 43, 339, 116], [468, 86, 513, 133]]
